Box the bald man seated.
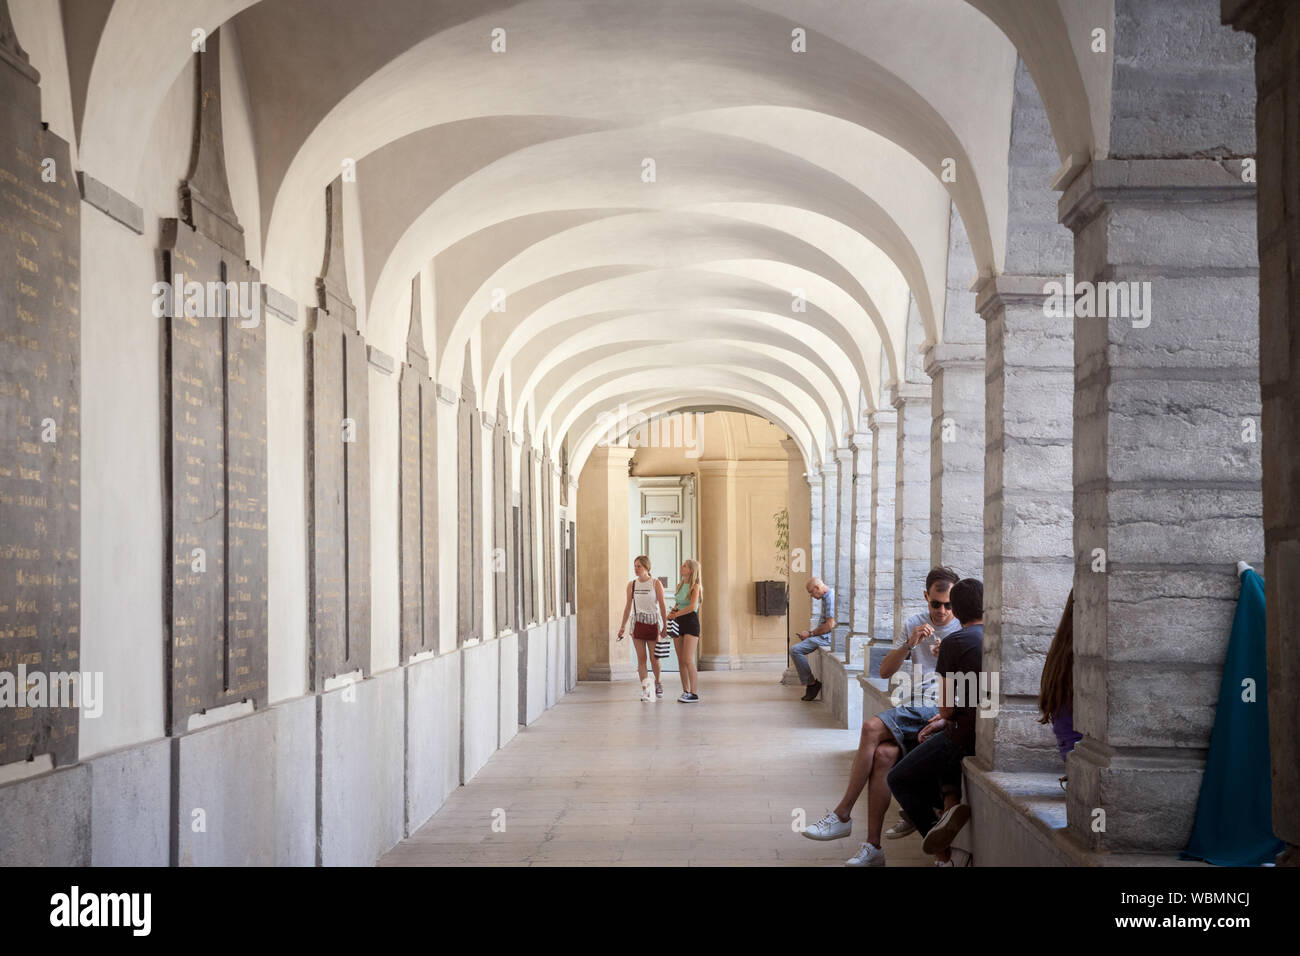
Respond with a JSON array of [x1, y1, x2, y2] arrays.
[[790, 578, 836, 701]]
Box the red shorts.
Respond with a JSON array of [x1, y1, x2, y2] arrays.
[[632, 621, 659, 641]]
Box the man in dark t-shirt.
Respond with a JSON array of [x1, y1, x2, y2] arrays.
[[886, 578, 984, 865]]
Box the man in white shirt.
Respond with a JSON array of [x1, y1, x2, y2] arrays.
[[799, 567, 962, 865]]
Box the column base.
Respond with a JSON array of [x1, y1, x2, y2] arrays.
[[585, 661, 641, 682]]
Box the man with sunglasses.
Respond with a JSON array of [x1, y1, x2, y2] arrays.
[[799, 567, 962, 865]]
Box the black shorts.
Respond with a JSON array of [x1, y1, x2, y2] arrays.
[[671, 611, 700, 637]]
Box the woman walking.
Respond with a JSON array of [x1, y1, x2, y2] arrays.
[[617, 555, 669, 701], [667, 559, 703, 702]]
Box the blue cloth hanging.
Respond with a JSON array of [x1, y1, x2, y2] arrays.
[[1181, 568, 1284, 866]]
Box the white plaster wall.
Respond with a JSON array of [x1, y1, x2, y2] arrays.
[[78, 61, 202, 757], [369, 367, 399, 673], [10, 1, 77, 161], [265, 313, 307, 702]]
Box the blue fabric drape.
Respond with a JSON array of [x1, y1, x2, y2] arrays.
[[1181, 568, 1284, 866]]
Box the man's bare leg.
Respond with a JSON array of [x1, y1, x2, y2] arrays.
[[831, 717, 891, 821], [865, 741, 901, 848]]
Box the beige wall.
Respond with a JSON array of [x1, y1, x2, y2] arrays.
[[625, 412, 798, 670]]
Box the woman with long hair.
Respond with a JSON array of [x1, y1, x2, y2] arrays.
[[666, 559, 703, 702], [1038, 589, 1083, 777], [617, 555, 669, 701]]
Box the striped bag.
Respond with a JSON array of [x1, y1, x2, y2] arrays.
[[656, 618, 677, 659]]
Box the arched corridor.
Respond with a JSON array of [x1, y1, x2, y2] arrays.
[[0, 0, 1296, 883]]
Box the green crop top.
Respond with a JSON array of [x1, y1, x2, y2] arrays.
[[674, 580, 700, 611]]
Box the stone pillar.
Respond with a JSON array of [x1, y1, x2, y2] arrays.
[[1055, 0, 1262, 854], [972, 276, 1073, 773], [891, 383, 931, 638], [867, 410, 897, 666], [807, 467, 823, 633], [820, 455, 839, 602], [1060, 161, 1262, 851], [782, 439, 813, 684], [576, 445, 636, 681], [925, 343, 985, 578], [833, 446, 854, 654], [698, 460, 739, 670], [928, 202, 987, 579], [847, 430, 874, 665], [1224, 0, 1300, 864]]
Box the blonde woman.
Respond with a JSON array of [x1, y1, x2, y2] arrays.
[[667, 559, 703, 702], [617, 555, 669, 701]]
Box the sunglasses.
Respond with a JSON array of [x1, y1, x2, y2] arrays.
[[929, 600, 952, 610]]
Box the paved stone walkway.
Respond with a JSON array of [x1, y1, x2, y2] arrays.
[[379, 670, 931, 866]]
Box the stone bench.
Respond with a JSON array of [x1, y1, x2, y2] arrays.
[[809, 647, 862, 729]]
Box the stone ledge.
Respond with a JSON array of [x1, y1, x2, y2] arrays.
[[812, 647, 862, 729], [963, 761, 1211, 867]]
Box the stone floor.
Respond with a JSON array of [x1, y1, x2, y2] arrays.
[[379, 670, 932, 866]]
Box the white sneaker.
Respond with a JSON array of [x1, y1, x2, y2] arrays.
[[801, 810, 852, 841], [640, 678, 654, 702], [845, 842, 885, 867], [884, 813, 916, 839]]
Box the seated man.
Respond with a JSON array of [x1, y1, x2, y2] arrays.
[[799, 567, 963, 865], [789, 578, 835, 701], [886, 577, 984, 866]]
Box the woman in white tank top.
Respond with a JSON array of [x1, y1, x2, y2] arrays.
[[617, 554, 669, 701]]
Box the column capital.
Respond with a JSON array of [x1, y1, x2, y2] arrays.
[[972, 273, 1057, 317], [834, 447, 854, 462], [848, 431, 872, 452], [866, 407, 897, 433], [587, 444, 635, 467], [697, 459, 738, 476], [922, 342, 984, 378], [1058, 158, 1254, 234], [888, 382, 930, 410]]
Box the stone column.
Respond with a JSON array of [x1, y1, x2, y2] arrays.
[[847, 430, 874, 665], [867, 409, 897, 670], [820, 455, 839, 599], [833, 445, 854, 654], [1054, 0, 1263, 855], [1060, 161, 1262, 851], [782, 439, 812, 684], [972, 276, 1073, 773], [891, 383, 931, 639], [698, 460, 739, 670], [1224, 0, 1300, 864], [576, 444, 637, 681], [807, 466, 823, 633], [925, 343, 985, 578]]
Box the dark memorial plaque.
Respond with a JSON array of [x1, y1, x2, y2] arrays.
[[0, 7, 81, 767], [542, 443, 555, 620], [520, 429, 536, 626], [160, 31, 268, 733], [456, 344, 482, 644], [492, 385, 513, 634], [307, 176, 370, 688], [399, 275, 437, 661]]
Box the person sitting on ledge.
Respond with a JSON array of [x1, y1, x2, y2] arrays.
[[1038, 589, 1082, 786], [800, 566, 962, 866], [789, 578, 836, 701], [886, 577, 984, 866]]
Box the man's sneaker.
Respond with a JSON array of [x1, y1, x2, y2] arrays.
[[655, 683, 664, 699], [845, 842, 885, 867], [921, 803, 971, 855], [884, 812, 916, 839], [801, 680, 822, 701], [801, 810, 851, 841]]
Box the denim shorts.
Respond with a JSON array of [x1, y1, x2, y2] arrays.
[[877, 704, 939, 757]]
